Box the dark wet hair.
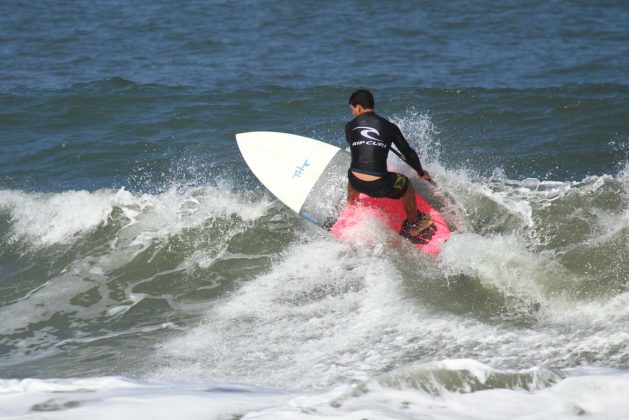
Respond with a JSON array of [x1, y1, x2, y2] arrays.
[[348, 89, 374, 109]]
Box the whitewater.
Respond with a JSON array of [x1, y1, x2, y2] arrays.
[[2, 131, 628, 418]]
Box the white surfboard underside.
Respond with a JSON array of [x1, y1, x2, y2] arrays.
[[236, 131, 341, 213]]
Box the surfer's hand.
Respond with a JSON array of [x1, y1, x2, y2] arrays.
[[420, 170, 431, 180]]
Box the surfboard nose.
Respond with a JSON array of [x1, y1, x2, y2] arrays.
[[235, 131, 340, 213]]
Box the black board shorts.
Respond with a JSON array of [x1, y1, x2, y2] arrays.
[[348, 170, 409, 199]]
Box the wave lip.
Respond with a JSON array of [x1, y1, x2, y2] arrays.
[[0, 188, 129, 246], [0, 184, 269, 247], [378, 359, 563, 395]]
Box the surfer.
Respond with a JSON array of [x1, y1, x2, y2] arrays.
[[346, 89, 435, 241]]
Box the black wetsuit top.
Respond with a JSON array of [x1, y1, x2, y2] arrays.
[[345, 111, 425, 176]]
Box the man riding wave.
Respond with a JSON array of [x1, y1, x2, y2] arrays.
[[345, 89, 435, 242]]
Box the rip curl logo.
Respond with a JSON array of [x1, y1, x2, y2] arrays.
[[351, 140, 388, 148], [293, 159, 310, 178], [353, 126, 381, 141]]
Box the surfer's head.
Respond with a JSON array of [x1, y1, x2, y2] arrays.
[[349, 89, 374, 116]]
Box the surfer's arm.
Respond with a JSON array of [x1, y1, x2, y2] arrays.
[[345, 122, 352, 146], [392, 125, 426, 177]]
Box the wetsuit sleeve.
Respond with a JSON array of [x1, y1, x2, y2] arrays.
[[392, 124, 425, 176], [345, 122, 352, 146]]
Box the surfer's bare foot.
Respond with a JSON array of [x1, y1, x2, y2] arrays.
[[402, 211, 433, 233], [400, 211, 437, 245], [405, 214, 434, 236]]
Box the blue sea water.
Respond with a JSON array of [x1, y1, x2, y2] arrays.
[[1, 1, 629, 418]]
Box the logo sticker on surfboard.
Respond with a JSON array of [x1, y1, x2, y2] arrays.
[[293, 159, 310, 178]]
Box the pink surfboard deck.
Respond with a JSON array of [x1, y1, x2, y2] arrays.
[[330, 191, 451, 255]]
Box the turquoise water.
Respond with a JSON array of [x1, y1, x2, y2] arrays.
[[1, 1, 629, 418]]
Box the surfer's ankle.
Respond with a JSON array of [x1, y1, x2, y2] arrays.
[[407, 216, 419, 225], [405, 210, 425, 226]]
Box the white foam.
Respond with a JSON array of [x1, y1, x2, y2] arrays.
[[0, 189, 123, 246], [0, 185, 271, 247], [617, 161, 629, 187], [2, 370, 629, 419], [147, 211, 629, 390], [439, 232, 569, 306], [155, 236, 435, 388], [0, 377, 290, 420], [391, 109, 441, 165], [154, 232, 574, 389]]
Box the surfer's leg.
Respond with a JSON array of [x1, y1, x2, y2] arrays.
[[347, 182, 359, 205], [402, 185, 418, 223], [401, 185, 434, 236]]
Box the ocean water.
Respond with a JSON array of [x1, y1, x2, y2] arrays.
[[1, 0, 628, 418]]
